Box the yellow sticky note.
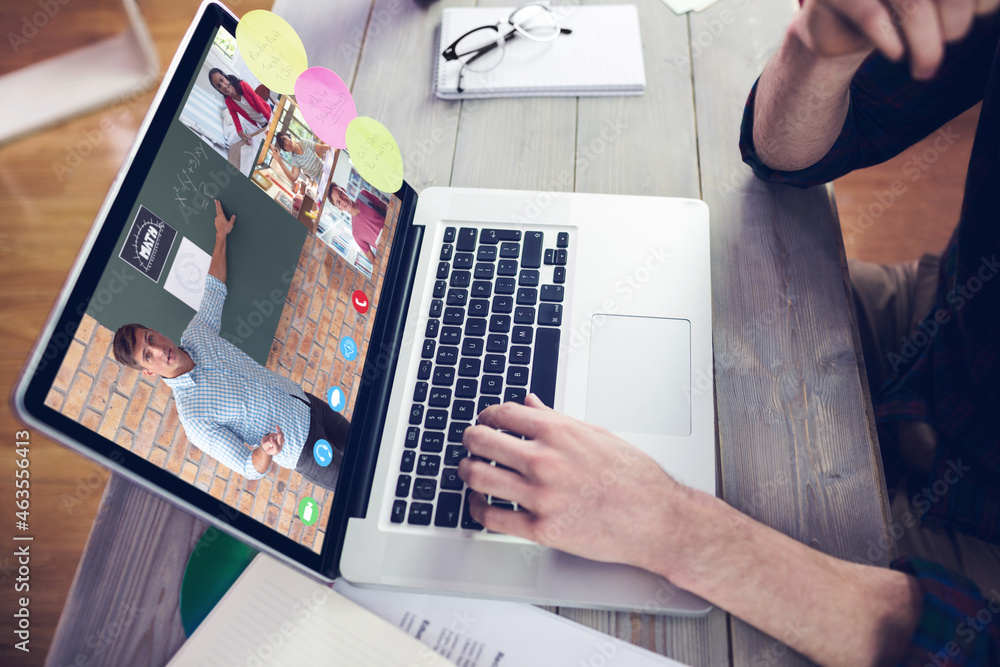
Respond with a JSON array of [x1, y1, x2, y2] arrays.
[[235, 10, 308, 95], [345, 117, 404, 194]]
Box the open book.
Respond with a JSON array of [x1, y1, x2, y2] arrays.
[[434, 5, 646, 99]]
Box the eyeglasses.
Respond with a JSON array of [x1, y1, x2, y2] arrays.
[[441, 2, 572, 93]]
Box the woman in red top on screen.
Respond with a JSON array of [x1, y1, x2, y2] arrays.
[[208, 68, 271, 143], [327, 183, 388, 267]]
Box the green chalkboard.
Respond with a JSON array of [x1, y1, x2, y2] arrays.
[[88, 121, 307, 366]]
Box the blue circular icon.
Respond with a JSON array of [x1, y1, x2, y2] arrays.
[[313, 439, 333, 467], [340, 336, 358, 361], [327, 386, 345, 412]]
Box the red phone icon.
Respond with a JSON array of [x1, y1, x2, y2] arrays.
[[352, 290, 369, 314]]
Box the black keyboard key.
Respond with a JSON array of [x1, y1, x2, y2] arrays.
[[516, 288, 537, 305], [489, 314, 511, 332], [409, 404, 424, 424], [440, 326, 461, 345], [443, 307, 464, 325], [458, 357, 481, 377], [425, 410, 448, 430], [433, 280, 447, 298], [464, 317, 487, 336], [445, 445, 467, 466], [435, 492, 462, 527], [428, 387, 452, 407], [499, 242, 520, 258], [418, 359, 432, 380], [391, 499, 407, 523], [432, 367, 455, 386], [440, 243, 453, 261], [486, 334, 508, 353], [555, 249, 568, 265], [462, 490, 483, 530], [495, 277, 516, 295], [417, 454, 441, 477], [481, 375, 503, 395], [425, 319, 440, 338], [421, 339, 436, 359], [553, 267, 566, 284], [477, 246, 497, 262], [441, 469, 464, 491], [448, 422, 470, 443], [474, 263, 494, 280], [557, 232, 569, 248], [491, 499, 515, 511], [530, 327, 560, 407], [522, 231, 543, 268], [456, 227, 477, 251], [538, 303, 563, 326], [400, 449, 416, 473], [471, 281, 492, 298], [540, 285, 564, 302], [484, 354, 505, 373], [450, 271, 471, 288], [544, 248, 555, 265], [481, 228, 521, 243], [405, 426, 420, 448], [509, 346, 531, 365], [443, 227, 456, 243], [451, 400, 476, 421], [455, 378, 478, 398], [413, 381, 428, 401], [468, 299, 489, 317], [436, 261, 450, 279], [414, 478, 437, 501], [396, 474, 411, 497], [408, 502, 433, 525], [429, 299, 443, 318], [518, 269, 539, 286], [492, 296, 513, 314], [513, 307, 535, 325], [478, 396, 501, 413], [507, 366, 529, 386], [436, 346, 459, 365], [453, 252, 474, 269], [512, 326, 533, 344], [446, 289, 468, 306], [504, 388, 527, 403], [462, 337, 484, 356], [497, 259, 518, 276], [421, 430, 445, 452]]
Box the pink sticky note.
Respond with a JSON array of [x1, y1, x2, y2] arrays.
[[294, 67, 357, 148]]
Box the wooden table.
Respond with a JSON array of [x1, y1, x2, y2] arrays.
[[46, 0, 893, 664]]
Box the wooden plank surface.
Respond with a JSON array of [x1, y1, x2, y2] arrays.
[[689, 0, 893, 664]]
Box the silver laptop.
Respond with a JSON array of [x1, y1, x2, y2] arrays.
[[12, 1, 715, 614]]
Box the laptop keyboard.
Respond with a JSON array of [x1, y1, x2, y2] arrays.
[[391, 226, 569, 530]]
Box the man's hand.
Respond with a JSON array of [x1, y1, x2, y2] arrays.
[[214, 199, 235, 237], [458, 394, 684, 570], [795, 0, 997, 80], [260, 425, 284, 457]]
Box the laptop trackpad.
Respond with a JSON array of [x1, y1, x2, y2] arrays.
[[586, 315, 691, 436]]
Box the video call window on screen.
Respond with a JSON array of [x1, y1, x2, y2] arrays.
[[45, 24, 402, 554]]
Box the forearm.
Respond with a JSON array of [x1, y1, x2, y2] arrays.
[[650, 487, 922, 666], [251, 446, 272, 475], [752, 21, 869, 171], [208, 232, 227, 283]]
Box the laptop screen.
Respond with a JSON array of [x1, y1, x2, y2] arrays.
[[36, 16, 407, 557]]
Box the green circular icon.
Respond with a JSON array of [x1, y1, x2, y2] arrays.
[[298, 496, 319, 526]]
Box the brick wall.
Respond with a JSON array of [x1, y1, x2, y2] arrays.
[[47, 197, 400, 552]]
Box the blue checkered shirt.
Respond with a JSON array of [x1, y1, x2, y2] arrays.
[[163, 275, 309, 479]]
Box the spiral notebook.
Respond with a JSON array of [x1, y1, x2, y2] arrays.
[[434, 4, 646, 99]]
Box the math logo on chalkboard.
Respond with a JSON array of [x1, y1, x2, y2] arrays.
[[120, 206, 177, 283]]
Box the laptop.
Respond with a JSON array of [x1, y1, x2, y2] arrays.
[[13, 1, 715, 614]]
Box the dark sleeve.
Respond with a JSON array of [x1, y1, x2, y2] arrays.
[[740, 16, 1000, 188], [890, 557, 1000, 666]]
